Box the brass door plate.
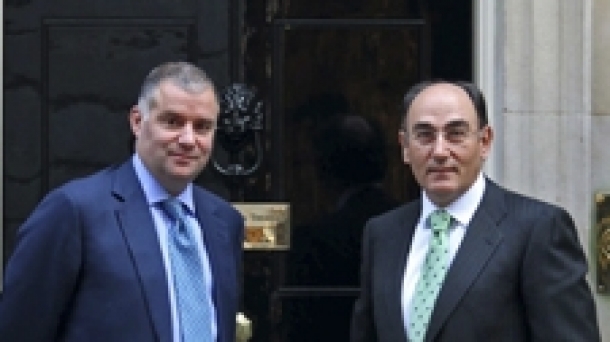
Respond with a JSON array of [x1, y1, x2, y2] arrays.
[[595, 192, 610, 294], [233, 203, 290, 251]]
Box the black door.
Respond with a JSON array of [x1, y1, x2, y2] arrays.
[[237, 1, 472, 341]]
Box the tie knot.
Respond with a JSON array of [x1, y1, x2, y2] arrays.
[[160, 198, 186, 221], [429, 209, 451, 232]]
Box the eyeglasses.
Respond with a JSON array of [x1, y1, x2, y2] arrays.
[[401, 126, 483, 146]]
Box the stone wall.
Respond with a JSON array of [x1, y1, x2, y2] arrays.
[[498, 0, 608, 339]]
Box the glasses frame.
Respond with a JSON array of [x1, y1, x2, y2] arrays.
[[399, 125, 487, 148]]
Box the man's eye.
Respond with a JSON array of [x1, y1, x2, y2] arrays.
[[446, 129, 468, 141], [193, 122, 216, 134], [162, 116, 179, 126], [415, 131, 435, 142]]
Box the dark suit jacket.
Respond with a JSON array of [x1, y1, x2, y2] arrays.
[[351, 179, 600, 342], [0, 160, 244, 342]]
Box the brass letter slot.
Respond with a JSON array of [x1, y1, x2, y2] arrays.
[[233, 203, 290, 251]]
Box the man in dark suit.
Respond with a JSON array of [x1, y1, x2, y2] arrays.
[[0, 61, 244, 342], [350, 81, 600, 341]]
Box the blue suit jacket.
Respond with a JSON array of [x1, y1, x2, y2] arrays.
[[0, 160, 244, 342]]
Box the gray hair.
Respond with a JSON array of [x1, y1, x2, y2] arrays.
[[137, 61, 216, 117]]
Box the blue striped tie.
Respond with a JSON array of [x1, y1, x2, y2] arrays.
[[160, 198, 213, 342]]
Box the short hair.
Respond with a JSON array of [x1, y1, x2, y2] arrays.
[[314, 115, 388, 187], [401, 80, 488, 129], [137, 61, 216, 117]]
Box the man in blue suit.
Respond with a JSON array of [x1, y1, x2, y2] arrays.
[[0, 61, 244, 342]]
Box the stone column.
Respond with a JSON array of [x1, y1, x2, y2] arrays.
[[501, 0, 608, 338], [502, 0, 591, 238]]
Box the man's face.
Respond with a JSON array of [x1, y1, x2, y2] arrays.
[[399, 83, 492, 207], [130, 80, 219, 195]]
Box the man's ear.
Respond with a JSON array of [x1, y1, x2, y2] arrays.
[[129, 106, 143, 137], [399, 131, 410, 164], [479, 125, 494, 160]]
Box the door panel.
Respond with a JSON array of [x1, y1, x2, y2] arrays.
[[44, 18, 196, 190], [272, 19, 426, 229]]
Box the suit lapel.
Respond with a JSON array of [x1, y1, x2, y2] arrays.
[[385, 202, 421, 342], [425, 180, 507, 341], [112, 161, 172, 342]]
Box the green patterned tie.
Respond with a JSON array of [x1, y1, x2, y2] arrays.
[[408, 209, 452, 342]]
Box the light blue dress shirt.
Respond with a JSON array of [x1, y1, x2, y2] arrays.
[[132, 154, 217, 342]]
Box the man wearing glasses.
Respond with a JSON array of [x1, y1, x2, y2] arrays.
[[350, 81, 600, 342]]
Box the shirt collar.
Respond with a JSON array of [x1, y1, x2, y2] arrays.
[[131, 154, 195, 214], [420, 173, 486, 228]]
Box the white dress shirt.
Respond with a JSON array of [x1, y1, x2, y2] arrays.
[[401, 173, 486, 333], [132, 154, 217, 342]]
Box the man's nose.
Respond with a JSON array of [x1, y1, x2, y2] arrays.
[[431, 133, 450, 156], [178, 124, 196, 144]]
